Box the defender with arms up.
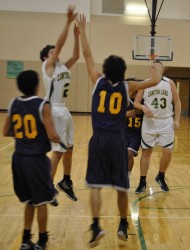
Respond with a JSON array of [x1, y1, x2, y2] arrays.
[[77, 15, 162, 248]]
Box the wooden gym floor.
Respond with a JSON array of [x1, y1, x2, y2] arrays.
[[0, 113, 190, 250]]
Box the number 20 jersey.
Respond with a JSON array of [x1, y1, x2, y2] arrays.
[[91, 77, 129, 132], [9, 96, 51, 155], [143, 76, 174, 119]]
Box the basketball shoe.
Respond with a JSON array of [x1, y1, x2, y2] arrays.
[[56, 179, 77, 201]]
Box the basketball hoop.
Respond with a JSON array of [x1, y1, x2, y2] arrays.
[[132, 35, 173, 61], [148, 54, 158, 61]]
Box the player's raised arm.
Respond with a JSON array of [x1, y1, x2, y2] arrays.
[[45, 6, 78, 75], [77, 14, 101, 85], [65, 23, 80, 69], [127, 69, 162, 96]]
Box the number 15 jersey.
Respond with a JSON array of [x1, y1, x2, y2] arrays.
[[143, 76, 174, 119]]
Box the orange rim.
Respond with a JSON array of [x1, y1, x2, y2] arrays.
[[148, 54, 158, 61]]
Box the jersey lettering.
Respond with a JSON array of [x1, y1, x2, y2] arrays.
[[12, 114, 37, 139], [151, 97, 167, 109], [97, 90, 122, 114], [128, 117, 142, 128], [62, 83, 70, 97]]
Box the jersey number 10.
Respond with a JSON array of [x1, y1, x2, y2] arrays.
[[97, 90, 122, 114]]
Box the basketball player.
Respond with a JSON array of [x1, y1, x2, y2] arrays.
[[3, 70, 62, 250], [77, 14, 162, 247], [134, 60, 181, 194], [40, 6, 79, 201], [125, 91, 143, 177]]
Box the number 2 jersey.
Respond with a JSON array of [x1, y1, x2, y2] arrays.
[[8, 96, 51, 155], [42, 61, 71, 106], [92, 77, 129, 132], [143, 76, 174, 118]]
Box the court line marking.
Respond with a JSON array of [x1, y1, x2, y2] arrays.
[[131, 187, 190, 250], [1, 214, 190, 219], [0, 142, 14, 152]]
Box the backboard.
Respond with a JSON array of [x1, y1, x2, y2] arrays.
[[132, 35, 173, 61]]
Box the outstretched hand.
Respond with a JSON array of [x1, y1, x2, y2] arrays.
[[67, 5, 78, 23], [74, 23, 80, 37], [76, 14, 86, 32]]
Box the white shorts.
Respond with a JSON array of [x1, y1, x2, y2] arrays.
[[51, 106, 74, 152], [141, 116, 174, 149]]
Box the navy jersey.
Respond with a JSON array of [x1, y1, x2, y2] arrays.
[[92, 77, 129, 132], [125, 98, 143, 131], [9, 96, 51, 155]]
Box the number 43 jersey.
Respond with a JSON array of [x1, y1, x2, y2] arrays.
[[143, 76, 174, 119], [8, 96, 51, 155]]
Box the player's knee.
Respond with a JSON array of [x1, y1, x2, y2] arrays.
[[163, 147, 173, 156], [53, 151, 63, 160], [142, 148, 152, 157], [128, 150, 134, 159]]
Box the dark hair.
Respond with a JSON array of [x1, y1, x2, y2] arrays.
[[17, 70, 39, 95], [40, 45, 55, 62], [152, 60, 163, 65], [102, 55, 127, 84]]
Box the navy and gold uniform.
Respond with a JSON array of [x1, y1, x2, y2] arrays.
[[125, 98, 143, 156], [8, 96, 56, 206], [86, 77, 130, 191]]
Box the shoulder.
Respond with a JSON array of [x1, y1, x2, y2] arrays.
[[42, 60, 47, 70], [162, 76, 175, 87], [162, 76, 171, 83], [92, 76, 104, 95], [95, 76, 105, 86], [8, 97, 17, 114]]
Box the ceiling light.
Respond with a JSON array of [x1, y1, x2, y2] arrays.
[[125, 5, 148, 16]]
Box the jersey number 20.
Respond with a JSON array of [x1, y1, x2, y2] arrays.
[[12, 114, 37, 139]]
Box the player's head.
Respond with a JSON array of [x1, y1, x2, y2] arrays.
[[40, 45, 55, 62], [17, 70, 39, 96], [150, 60, 164, 75], [103, 55, 127, 84]]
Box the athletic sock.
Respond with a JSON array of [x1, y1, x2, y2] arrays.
[[120, 218, 127, 225], [22, 229, 31, 242], [93, 217, 99, 227], [63, 175, 70, 181], [158, 171, 165, 179], [140, 176, 146, 182]]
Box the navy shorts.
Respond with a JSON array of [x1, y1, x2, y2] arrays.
[[86, 131, 129, 191], [125, 129, 141, 156], [12, 152, 56, 206]]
